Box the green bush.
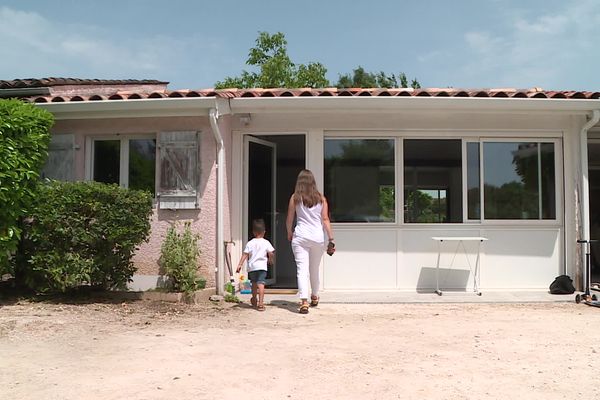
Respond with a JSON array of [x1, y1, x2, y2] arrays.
[[159, 222, 205, 294], [0, 99, 53, 275], [17, 181, 153, 292], [223, 282, 240, 303]]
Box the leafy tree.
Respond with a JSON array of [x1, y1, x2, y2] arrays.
[[336, 66, 421, 89], [324, 139, 395, 222], [483, 181, 538, 219], [215, 32, 329, 89], [405, 190, 435, 222], [0, 99, 53, 275]]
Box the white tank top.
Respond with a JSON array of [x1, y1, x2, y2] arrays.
[[294, 200, 324, 243]]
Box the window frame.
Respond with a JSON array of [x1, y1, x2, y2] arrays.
[[475, 137, 562, 225], [323, 132, 562, 227], [402, 137, 464, 224], [463, 139, 482, 223], [323, 136, 398, 225], [85, 134, 158, 194]]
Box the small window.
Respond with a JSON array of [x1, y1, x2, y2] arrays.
[[482, 142, 555, 220], [129, 139, 156, 196], [93, 140, 120, 184], [540, 143, 556, 219], [467, 142, 480, 220], [404, 139, 462, 223], [324, 139, 395, 222], [91, 137, 156, 195]]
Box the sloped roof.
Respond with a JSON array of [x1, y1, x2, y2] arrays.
[[0, 77, 169, 89], [25, 87, 600, 103]]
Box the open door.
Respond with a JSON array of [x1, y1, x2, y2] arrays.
[[244, 136, 277, 285]]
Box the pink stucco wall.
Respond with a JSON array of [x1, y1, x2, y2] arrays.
[[51, 115, 232, 288]]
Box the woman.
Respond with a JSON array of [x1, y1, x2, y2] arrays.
[[286, 169, 334, 314]]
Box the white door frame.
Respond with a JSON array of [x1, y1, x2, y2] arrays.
[[243, 135, 277, 285], [232, 131, 318, 288]]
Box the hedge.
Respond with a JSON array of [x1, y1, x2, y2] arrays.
[[0, 99, 53, 274], [17, 181, 153, 292]]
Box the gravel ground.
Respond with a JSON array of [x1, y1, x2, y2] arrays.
[[1, 298, 599, 400]]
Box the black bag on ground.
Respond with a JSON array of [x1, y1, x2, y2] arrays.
[[549, 275, 575, 294]]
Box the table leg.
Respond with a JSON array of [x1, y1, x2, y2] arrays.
[[474, 240, 482, 296], [435, 240, 442, 296]]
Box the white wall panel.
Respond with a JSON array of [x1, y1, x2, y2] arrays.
[[323, 227, 561, 291], [480, 229, 561, 289], [399, 229, 482, 291], [323, 229, 397, 289]]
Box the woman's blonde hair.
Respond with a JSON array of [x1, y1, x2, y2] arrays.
[[293, 169, 322, 208]]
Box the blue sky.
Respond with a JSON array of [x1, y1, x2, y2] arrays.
[[1, 0, 599, 90]]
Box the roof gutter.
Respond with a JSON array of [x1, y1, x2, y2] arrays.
[[36, 97, 218, 119], [230, 96, 600, 114], [209, 107, 225, 295], [579, 109, 600, 270]]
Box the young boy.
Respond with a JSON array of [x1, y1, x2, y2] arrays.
[[236, 219, 275, 311]]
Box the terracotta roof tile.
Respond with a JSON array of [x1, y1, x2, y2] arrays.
[[0, 77, 168, 89], [10, 86, 600, 103]]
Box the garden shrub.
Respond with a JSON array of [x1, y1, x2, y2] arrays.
[[0, 99, 53, 275], [159, 222, 206, 294], [17, 181, 153, 292]]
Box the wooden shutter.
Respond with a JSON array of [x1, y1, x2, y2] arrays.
[[157, 131, 199, 209], [41, 134, 75, 181]]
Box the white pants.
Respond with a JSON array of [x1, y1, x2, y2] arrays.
[[292, 237, 324, 299]]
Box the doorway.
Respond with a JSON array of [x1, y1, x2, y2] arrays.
[[588, 140, 600, 284], [244, 134, 306, 288]]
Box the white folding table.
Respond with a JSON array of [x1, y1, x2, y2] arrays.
[[431, 236, 488, 296]]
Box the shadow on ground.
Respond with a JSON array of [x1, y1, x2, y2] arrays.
[[230, 299, 300, 314], [0, 282, 138, 306], [269, 300, 301, 313]]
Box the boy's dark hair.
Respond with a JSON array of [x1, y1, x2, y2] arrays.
[[252, 219, 266, 234]]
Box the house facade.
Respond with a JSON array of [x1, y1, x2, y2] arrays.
[[3, 79, 599, 294]]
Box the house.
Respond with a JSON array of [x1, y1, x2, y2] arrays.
[[2, 78, 599, 294]]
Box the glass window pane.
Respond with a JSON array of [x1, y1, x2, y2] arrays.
[[129, 139, 156, 195], [324, 139, 395, 223], [483, 142, 539, 219], [404, 139, 462, 223], [467, 142, 480, 219], [541, 143, 556, 219], [93, 140, 120, 184]]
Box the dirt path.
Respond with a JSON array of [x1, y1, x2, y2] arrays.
[[1, 299, 599, 400]]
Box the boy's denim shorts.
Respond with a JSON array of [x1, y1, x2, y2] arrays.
[[248, 270, 267, 285]]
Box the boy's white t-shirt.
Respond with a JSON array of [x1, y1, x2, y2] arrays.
[[244, 238, 275, 272]]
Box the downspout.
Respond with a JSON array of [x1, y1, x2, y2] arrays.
[[209, 108, 225, 295], [579, 109, 600, 286]]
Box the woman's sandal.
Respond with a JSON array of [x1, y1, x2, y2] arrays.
[[310, 296, 319, 307], [257, 304, 266, 312], [250, 297, 257, 308], [299, 304, 309, 314]]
